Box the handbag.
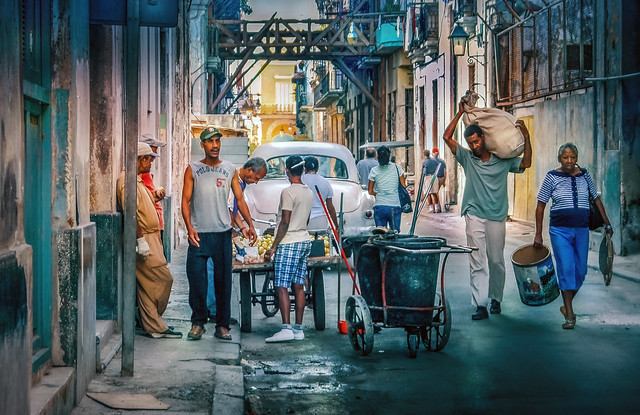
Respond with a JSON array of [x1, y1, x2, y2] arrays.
[[589, 194, 604, 231], [583, 172, 604, 231], [395, 165, 413, 213]]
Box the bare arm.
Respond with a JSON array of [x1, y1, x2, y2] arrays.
[[533, 201, 547, 248], [181, 165, 199, 247], [231, 170, 257, 241], [442, 102, 465, 155], [325, 198, 339, 230], [368, 180, 376, 196], [516, 120, 532, 170], [264, 210, 291, 261]]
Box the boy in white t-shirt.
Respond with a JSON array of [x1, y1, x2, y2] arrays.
[[264, 155, 314, 342]]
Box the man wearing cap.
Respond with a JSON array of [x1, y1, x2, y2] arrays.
[[206, 157, 267, 322], [116, 142, 182, 339], [431, 148, 446, 212], [263, 155, 314, 343], [421, 149, 441, 213], [139, 134, 167, 241], [181, 126, 257, 341]]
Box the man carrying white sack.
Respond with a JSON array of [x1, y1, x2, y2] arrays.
[[443, 99, 532, 321]]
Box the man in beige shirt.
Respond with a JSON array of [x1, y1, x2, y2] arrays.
[[116, 142, 182, 338]]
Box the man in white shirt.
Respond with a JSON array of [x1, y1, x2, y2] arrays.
[[263, 156, 314, 342]]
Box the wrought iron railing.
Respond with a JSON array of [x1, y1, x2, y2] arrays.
[[494, 0, 594, 106]]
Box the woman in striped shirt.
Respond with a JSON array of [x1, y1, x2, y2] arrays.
[[534, 143, 613, 329]]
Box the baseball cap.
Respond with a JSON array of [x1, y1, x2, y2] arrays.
[[139, 133, 166, 148], [200, 126, 222, 141], [138, 142, 159, 157], [432, 147, 439, 155]]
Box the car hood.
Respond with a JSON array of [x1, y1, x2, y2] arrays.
[[245, 179, 369, 215]]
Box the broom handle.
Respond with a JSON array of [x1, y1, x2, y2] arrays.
[[315, 185, 361, 295]]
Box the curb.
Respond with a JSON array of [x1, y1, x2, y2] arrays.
[[212, 365, 245, 415]]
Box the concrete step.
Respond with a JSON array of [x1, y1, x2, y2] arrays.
[[95, 320, 120, 373], [30, 367, 75, 415]]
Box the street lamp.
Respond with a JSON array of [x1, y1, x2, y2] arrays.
[[448, 24, 469, 57], [347, 22, 358, 45], [234, 107, 242, 128], [336, 101, 344, 114]]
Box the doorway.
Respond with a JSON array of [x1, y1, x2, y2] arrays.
[[24, 97, 53, 373]]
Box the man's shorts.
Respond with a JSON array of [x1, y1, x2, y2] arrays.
[[273, 240, 312, 288], [423, 174, 440, 194]]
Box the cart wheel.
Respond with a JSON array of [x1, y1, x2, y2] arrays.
[[421, 292, 451, 352], [260, 272, 279, 318], [407, 332, 420, 359], [240, 272, 252, 333], [312, 268, 326, 331], [345, 295, 374, 356]]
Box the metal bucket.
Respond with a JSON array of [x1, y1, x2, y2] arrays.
[[511, 244, 560, 306], [357, 237, 446, 325]]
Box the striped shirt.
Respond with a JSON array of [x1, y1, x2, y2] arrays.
[[369, 163, 403, 207], [537, 168, 598, 228]]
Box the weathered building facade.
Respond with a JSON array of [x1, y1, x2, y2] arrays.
[[409, 0, 639, 255], [0, 1, 192, 413]]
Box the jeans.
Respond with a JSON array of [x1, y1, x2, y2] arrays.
[[373, 205, 402, 232], [186, 230, 232, 329], [206, 258, 216, 315]]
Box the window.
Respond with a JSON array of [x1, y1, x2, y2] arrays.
[[265, 155, 348, 180]]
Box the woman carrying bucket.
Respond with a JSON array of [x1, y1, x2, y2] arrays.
[[533, 143, 613, 329]]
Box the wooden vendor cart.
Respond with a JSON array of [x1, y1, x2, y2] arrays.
[[233, 255, 340, 333]]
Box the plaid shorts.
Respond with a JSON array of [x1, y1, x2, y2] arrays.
[[273, 240, 312, 288]]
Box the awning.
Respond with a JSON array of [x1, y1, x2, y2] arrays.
[[359, 140, 414, 149]]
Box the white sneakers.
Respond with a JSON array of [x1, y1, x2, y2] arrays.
[[292, 328, 304, 340], [265, 328, 295, 343], [265, 326, 305, 342]]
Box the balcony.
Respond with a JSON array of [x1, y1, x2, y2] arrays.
[[406, 3, 440, 63], [375, 18, 404, 55], [313, 69, 344, 108]]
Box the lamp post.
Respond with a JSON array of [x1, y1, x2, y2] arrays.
[[448, 23, 469, 57]]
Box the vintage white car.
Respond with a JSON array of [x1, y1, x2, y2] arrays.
[[244, 141, 376, 239]]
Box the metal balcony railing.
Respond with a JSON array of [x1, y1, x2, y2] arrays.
[[313, 69, 344, 107]]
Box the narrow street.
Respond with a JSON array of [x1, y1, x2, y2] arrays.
[[240, 213, 640, 414]]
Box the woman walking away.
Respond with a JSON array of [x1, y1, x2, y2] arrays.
[[368, 145, 405, 232], [533, 143, 613, 329]]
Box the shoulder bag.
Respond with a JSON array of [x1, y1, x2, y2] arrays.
[[395, 165, 413, 214]]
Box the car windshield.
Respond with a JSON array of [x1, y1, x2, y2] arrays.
[[265, 155, 348, 179]]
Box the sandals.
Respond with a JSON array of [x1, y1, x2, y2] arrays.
[[560, 306, 576, 329], [562, 318, 576, 329]]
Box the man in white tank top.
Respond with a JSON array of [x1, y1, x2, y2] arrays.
[[181, 127, 257, 341]]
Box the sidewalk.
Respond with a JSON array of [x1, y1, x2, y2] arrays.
[[72, 247, 244, 415], [416, 210, 640, 284]]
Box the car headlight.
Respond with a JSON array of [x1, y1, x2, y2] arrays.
[[364, 209, 373, 219]]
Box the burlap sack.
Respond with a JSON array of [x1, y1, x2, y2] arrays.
[[461, 91, 525, 159]]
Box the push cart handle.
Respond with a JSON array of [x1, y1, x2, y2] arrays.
[[378, 244, 477, 255]]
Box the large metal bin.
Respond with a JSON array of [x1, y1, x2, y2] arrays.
[[356, 237, 446, 326]]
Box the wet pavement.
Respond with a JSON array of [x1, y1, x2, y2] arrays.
[[241, 212, 640, 415]]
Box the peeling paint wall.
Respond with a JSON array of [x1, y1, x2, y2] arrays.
[[0, 3, 31, 414]]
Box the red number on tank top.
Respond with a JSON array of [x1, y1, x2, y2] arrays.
[[217, 178, 225, 187]]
